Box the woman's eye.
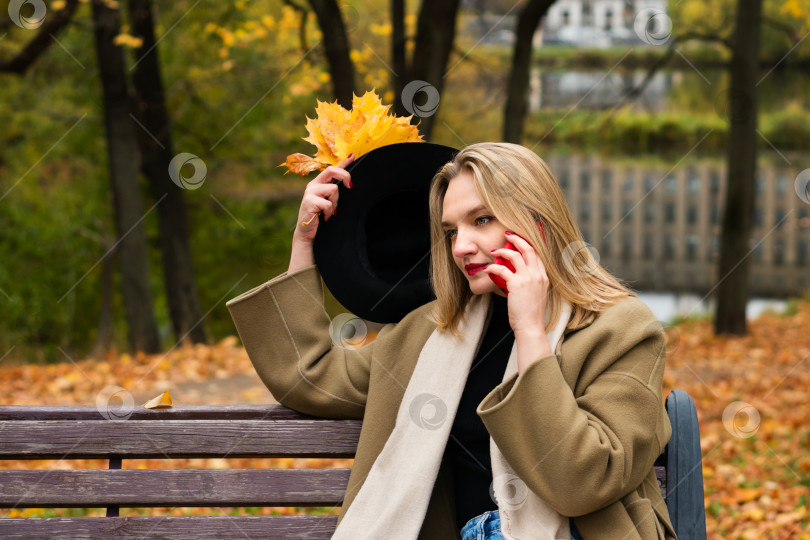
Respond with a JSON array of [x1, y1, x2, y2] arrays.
[[445, 229, 457, 240], [475, 216, 492, 226]]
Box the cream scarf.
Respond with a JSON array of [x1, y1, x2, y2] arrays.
[[332, 292, 573, 539]]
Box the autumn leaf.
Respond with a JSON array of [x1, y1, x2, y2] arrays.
[[143, 389, 172, 409], [113, 33, 144, 49], [282, 89, 423, 176], [279, 153, 327, 176], [780, 0, 804, 20]]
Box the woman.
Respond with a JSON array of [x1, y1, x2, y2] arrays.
[[227, 142, 677, 539]]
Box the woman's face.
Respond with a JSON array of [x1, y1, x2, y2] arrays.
[[441, 171, 508, 296]]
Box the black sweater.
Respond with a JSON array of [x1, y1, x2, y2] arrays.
[[443, 294, 515, 530]]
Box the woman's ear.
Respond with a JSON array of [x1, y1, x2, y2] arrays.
[[529, 210, 547, 242], [537, 220, 546, 243]]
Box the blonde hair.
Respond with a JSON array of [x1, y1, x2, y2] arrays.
[[428, 142, 634, 336]]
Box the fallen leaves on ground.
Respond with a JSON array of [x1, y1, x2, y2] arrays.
[[0, 336, 271, 407], [662, 300, 810, 539]]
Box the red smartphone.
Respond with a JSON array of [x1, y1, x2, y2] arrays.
[[488, 223, 544, 295], [489, 239, 518, 295]]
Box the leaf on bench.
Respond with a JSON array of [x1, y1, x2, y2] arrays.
[[144, 389, 172, 409]]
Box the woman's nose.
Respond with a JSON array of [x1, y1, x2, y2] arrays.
[[452, 229, 477, 258]]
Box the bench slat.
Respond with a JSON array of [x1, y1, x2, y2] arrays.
[[0, 419, 360, 458], [654, 464, 666, 499], [0, 516, 338, 539], [0, 469, 351, 508], [0, 405, 314, 421], [0, 399, 697, 537]]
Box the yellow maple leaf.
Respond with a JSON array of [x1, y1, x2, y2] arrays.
[[282, 89, 423, 176], [143, 389, 172, 409]]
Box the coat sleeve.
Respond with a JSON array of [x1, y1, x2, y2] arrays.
[[477, 297, 671, 517], [226, 264, 378, 419]]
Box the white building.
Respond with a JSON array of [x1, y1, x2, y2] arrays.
[[542, 0, 668, 48]]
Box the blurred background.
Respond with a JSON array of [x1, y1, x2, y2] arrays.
[[1, 1, 809, 536], [1, 0, 808, 359]]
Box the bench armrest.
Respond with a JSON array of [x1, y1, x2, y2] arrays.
[[665, 389, 707, 540]]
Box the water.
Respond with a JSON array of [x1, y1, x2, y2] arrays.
[[529, 67, 810, 114], [636, 292, 788, 324]]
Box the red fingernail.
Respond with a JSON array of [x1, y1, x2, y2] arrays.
[[348, 153, 354, 159], [505, 231, 512, 235], [490, 249, 496, 252]]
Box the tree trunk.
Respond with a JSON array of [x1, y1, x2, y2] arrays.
[[409, 0, 460, 139], [306, 0, 459, 137], [92, 240, 115, 358], [308, 0, 356, 108], [127, 0, 207, 344], [503, 0, 554, 143], [91, 0, 161, 353], [391, 0, 407, 116], [714, 0, 762, 335]]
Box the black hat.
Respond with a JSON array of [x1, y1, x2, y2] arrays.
[[313, 142, 458, 323]]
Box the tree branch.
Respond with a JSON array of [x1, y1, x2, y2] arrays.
[[616, 32, 731, 107], [281, 0, 309, 53], [0, 0, 81, 74], [761, 15, 801, 45]]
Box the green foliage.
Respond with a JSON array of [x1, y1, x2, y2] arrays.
[[525, 108, 727, 154], [760, 101, 810, 150], [524, 106, 810, 154], [189, 194, 300, 340], [669, 0, 810, 63], [668, 311, 713, 327], [0, 87, 119, 360], [780, 289, 810, 317]]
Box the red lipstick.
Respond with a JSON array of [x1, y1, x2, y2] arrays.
[[465, 263, 488, 276]]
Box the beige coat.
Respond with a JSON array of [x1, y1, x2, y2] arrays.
[[226, 265, 677, 539]]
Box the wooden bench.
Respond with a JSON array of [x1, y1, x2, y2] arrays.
[[0, 390, 707, 539]]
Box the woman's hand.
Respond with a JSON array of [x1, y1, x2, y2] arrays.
[[483, 232, 552, 371], [288, 154, 354, 273], [294, 154, 355, 243]]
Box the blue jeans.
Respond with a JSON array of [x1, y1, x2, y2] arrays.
[[460, 511, 584, 540], [460, 510, 504, 540]]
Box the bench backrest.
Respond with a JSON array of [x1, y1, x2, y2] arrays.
[[0, 391, 705, 539]]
